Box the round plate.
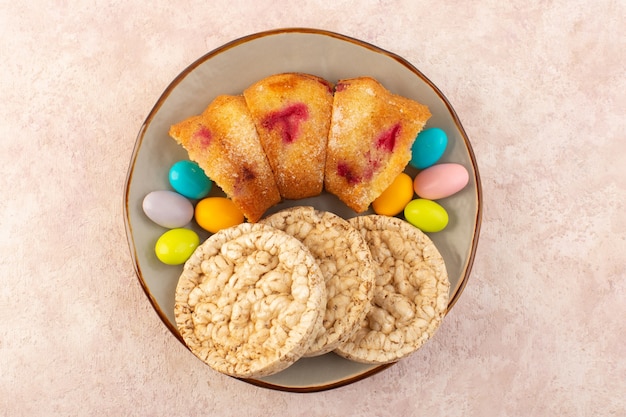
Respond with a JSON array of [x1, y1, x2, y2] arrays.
[[123, 28, 482, 392]]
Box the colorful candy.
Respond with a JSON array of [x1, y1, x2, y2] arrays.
[[142, 190, 194, 228], [169, 160, 212, 199], [372, 173, 414, 216], [413, 163, 469, 200], [404, 199, 449, 233], [195, 197, 244, 234], [409, 127, 448, 169], [154, 228, 200, 265], [148, 124, 461, 268]]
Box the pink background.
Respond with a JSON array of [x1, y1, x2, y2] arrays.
[[1, 1, 624, 415]]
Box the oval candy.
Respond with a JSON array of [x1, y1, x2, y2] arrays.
[[195, 197, 244, 234], [404, 199, 449, 233], [410, 127, 448, 169], [414, 163, 469, 200], [142, 190, 194, 228], [169, 160, 212, 199], [154, 228, 200, 265], [372, 172, 414, 216]]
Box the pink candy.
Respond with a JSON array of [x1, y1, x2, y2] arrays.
[[413, 163, 469, 200]]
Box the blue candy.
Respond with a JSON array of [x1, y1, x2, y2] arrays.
[[168, 160, 212, 199], [409, 128, 448, 169]]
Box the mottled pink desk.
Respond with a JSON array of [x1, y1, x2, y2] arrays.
[[1, 1, 624, 415]]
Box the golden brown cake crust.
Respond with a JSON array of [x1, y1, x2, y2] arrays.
[[324, 77, 431, 212], [169, 95, 281, 222], [243, 73, 334, 200]]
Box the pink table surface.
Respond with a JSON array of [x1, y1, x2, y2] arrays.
[[1, 1, 624, 416]]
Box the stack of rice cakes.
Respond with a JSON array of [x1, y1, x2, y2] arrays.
[[175, 208, 449, 378]]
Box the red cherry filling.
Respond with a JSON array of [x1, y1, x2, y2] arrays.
[[362, 151, 381, 182], [193, 125, 212, 147], [241, 166, 256, 181], [261, 103, 309, 144], [337, 124, 390, 185], [233, 165, 257, 195], [337, 162, 360, 185], [375, 123, 401, 152]]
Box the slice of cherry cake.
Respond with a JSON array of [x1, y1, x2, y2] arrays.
[[324, 77, 431, 213], [169, 95, 281, 223], [243, 73, 334, 200]]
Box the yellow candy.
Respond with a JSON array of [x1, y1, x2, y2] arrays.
[[154, 228, 199, 265], [372, 172, 414, 216], [404, 198, 449, 232], [195, 197, 244, 233]]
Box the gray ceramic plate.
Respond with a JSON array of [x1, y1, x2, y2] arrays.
[[123, 28, 482, 392]]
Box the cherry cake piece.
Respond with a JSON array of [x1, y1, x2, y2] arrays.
[[169, 95, 281, 223], [324, 77, 431, 213], [243, 73, 334, 200]]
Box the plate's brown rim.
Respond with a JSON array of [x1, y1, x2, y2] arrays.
[[245, 361, 397, 393], [122, 27, 482, 393]]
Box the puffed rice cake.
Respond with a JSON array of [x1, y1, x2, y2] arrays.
[[260, 206, 375, 356], [335, 215, 450, 364], [174, 223, 327, 378]]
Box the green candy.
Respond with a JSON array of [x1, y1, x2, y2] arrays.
[[154, 228, 200, 265], [404, 199, 449, 233]]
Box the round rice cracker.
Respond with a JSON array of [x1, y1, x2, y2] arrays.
[[261, 206, 375, 356], [174, 222, 326, 378], [335, 215, 450, 364]]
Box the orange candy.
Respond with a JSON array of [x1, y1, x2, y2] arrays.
[[195, 197, 244, 233], [372, 173, 414, 216]]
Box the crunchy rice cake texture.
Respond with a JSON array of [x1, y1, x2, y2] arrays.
[[260, 206, 375, 356], [335, 215, 450, 364], [174, 223, 326, 378]]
